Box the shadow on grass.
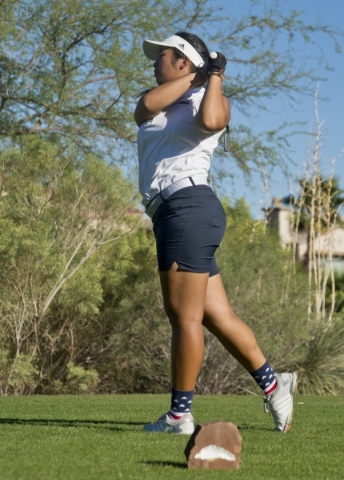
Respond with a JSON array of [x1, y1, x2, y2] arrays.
[[237, 424, 272, 432], [0, 418, 145, 431], [143, 461, 187, 469], [0, 418, 272, 434]]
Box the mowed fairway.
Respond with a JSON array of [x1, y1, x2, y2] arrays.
[[0, 394, 343, 479]]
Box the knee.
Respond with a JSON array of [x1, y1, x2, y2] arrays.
[[164, 302, 204, 328], [167, 311, 204, 331]]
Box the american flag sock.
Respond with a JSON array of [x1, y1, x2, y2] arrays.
[[168, 388, 194, 420], [250, 361, 277, 395]]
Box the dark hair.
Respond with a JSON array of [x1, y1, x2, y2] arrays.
[[172, 31, 209, 70]]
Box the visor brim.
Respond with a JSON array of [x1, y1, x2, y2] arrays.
[[143, 40, 173, 61]]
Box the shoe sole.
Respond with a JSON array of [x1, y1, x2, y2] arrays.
[[285, 371, 298, 432]]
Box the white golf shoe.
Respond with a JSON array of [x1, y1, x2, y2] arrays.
[[143, 412, 195, 434], [264, 372, 298, 432]]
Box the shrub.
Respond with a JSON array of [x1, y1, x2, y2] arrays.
[[296, 315, 344, 395], [53, 362, 100, 394]]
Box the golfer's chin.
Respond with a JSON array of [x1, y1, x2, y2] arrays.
[[154, 73, 164, 85]]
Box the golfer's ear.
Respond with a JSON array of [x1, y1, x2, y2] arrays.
[[180, 57, 191, 71]]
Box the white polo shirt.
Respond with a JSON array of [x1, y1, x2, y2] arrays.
[[137, 86, 223, 207]]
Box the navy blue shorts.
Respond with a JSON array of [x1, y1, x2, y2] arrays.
[[152, 185, 227, 276]]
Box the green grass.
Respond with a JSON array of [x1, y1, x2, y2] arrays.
[[0, 395, 343, 479]]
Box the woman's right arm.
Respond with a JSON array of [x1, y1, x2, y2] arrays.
[[134, 72, 201, 127]]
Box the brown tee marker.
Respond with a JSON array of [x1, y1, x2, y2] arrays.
[[184, 422, 242, 470]]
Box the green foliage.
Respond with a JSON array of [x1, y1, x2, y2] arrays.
[[6, 354, 39, 395], [59, 260, 104, 315], [0, 136, 135, 394], [283, 176, 344, 230], [53, 362, 99, 394], [0, 0, 215, 152], [0, 0, 342, 173], [298, 316, 344, 395], [297, 316, 344, 395], [326, 271, 344, 313], [0, 135, 343, 395], [0, 341, 39, 395], [1, 165, 344, 395]]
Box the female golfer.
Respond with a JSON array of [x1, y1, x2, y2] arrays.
[[135, 31, 297, 433]]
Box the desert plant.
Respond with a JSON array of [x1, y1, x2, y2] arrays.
[[296, 316, 344, 395]]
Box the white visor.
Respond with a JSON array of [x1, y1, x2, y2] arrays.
[[143, 35, 205, 68]]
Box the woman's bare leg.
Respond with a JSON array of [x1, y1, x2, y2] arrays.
[[160, 264, 265, 391], [203, 273, 266, 371], [157, 266, 295, 434], [159, 262, 209, 390]]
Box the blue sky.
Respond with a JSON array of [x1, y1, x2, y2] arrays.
[[213, 0, 344, 218]]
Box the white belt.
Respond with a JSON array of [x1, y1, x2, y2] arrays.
[[145, 176, 208, 219]]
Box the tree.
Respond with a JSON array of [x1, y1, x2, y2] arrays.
[[0, 0, 215, 153], [0, 0, 342, 170]]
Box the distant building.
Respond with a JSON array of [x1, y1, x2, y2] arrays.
[[264, 197, 344, 275]]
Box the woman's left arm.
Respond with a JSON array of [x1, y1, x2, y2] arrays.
[[196, 74, 230, 133]]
